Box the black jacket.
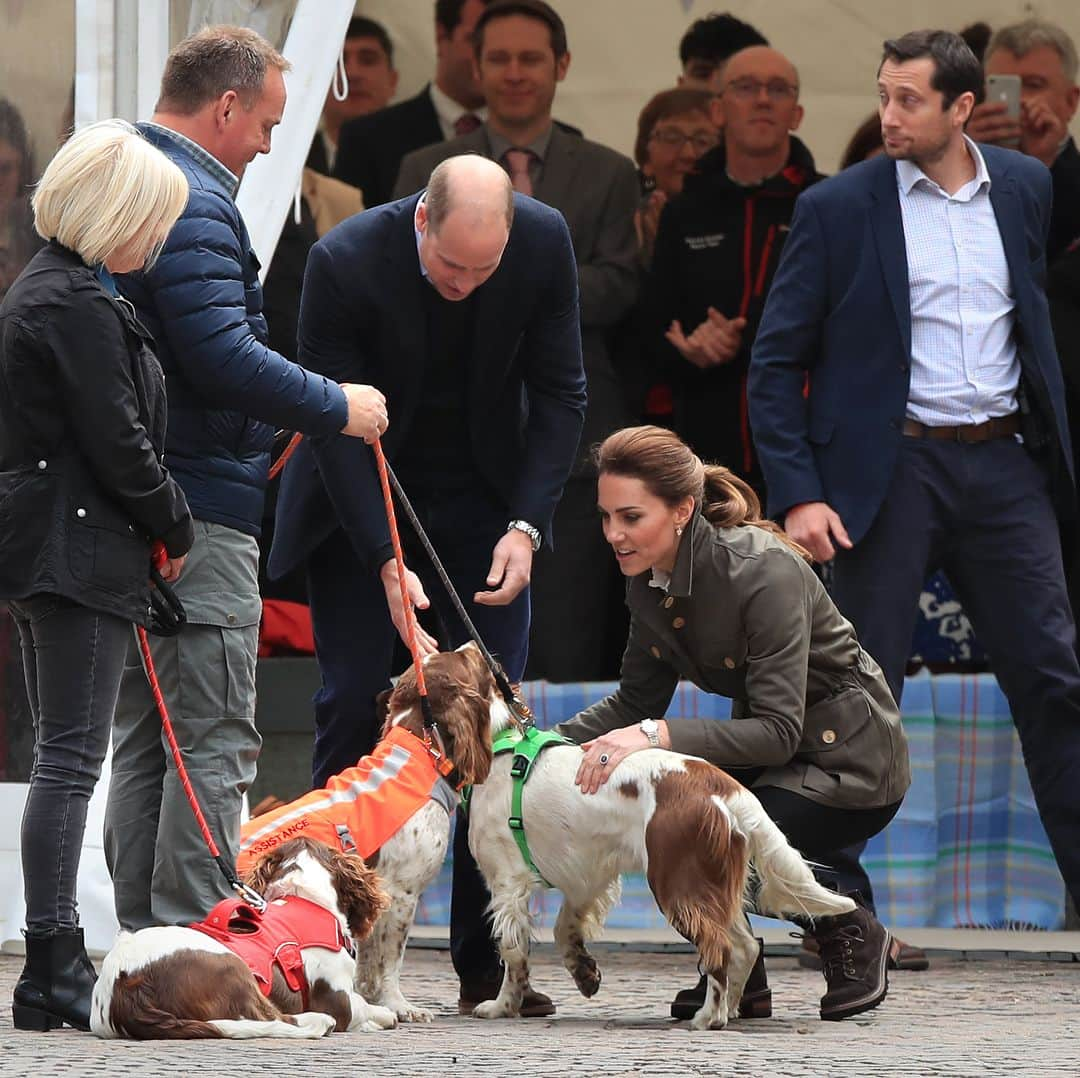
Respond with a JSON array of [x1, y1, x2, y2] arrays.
[[650, 137, 823, 486], [334, 87, 443, 209], [1050, 137, 1080, 265], [0, 243, 193, 624]]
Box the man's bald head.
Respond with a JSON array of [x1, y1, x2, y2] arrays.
[[416, 154, 515, 301], [722, 46, 800, 94], [424, 154, 515, 236]]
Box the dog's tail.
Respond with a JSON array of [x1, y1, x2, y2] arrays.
[[728, 788, 856, 922]]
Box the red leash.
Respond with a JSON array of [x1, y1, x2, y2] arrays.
[[139, 541, 266, 911]]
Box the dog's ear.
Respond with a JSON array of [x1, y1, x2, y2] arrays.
[[330, 851, 390, 941], [243, 842, 290, 895], [374, 688, 394, 738], [434, 666, 494, 787]]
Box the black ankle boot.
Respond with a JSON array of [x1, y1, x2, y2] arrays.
[[669, 939, 771, 1020], [12, 927, 98, 1031], [811, 902, 889, 1021]]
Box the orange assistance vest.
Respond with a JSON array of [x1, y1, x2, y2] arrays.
[[237, 724, 457, 875]]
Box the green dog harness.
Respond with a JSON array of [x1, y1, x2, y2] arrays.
[[465, 726, 571, 886]]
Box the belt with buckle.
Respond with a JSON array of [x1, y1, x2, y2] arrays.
[[901, 415, 1020, 444]]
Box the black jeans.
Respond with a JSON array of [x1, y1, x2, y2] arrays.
[[753, 785, 901, 897], [10, 594, 131, 929]]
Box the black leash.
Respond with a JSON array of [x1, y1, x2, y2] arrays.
[[383, 460, 535, 728]]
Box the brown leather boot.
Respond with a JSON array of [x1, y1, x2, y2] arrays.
[[811, 903, 890, 1021], [669, 939, 771, 1020]]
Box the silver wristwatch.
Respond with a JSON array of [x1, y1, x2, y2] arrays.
[[640, 718, 660, 747], [507, 519, 541, 552]]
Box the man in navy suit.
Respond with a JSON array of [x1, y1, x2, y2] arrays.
[[750, 29, 1080, 912], [269, 154, 585, 1011]]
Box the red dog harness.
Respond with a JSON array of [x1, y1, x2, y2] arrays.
[[190, 896, 352, 1008], [237, 725, 458, 874]]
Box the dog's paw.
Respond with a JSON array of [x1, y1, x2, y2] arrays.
[[571, 955, 601, 998], [395, 1003, 435, 1023], [472, 999, 518, 1020], [689, 1006, 728, 1032], [360, 1004, 398, 1031], [295, 1012, 336, 1038]]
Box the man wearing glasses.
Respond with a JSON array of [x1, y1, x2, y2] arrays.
[[651, 45, 821, 492]]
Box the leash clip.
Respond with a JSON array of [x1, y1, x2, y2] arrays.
[[234, 880, 268, 914]]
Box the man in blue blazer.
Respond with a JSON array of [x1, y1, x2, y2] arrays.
[[270, 154, 585, 1010], [750, 29, 1080, 911]]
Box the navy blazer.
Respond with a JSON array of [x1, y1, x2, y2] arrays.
[[268, 192, 587, 579], [749, 145, 1075, 544]]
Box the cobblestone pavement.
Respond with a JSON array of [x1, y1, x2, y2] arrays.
[[1, 947, 1077, 1077]]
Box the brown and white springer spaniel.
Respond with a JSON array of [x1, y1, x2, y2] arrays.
[[351, 643, 497, 1021], [90, 838, 395, 1039], [467, 696, 858, 1029]]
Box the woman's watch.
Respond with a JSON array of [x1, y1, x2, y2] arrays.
[[640, 718, 661, 747], [507, 519, 542, 552]]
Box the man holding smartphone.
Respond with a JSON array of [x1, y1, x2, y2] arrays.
[[966, 18, 1080, 261]]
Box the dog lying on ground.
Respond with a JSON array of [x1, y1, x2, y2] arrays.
[[234, 642, 498, 1022], [90, 837, 396, 1040], [466, 704, 858, 1030]]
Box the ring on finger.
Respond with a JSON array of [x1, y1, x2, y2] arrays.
[[599, 753, 610, 765]]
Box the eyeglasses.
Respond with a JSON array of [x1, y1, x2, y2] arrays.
[[723, 78, 799, 102], [649, 129, 718, 153]]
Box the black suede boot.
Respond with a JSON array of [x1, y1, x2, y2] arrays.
[[669, 938, 771, 1020], [12, 927, 98, 1031], [811, 901, 889, 1021]]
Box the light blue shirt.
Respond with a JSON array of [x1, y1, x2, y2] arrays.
[[896, 136, 1018, 426]]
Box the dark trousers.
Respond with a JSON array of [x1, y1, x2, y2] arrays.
[[527, 476, 628, 682], [831, 436, 1080, 909], [305, 474, 528, 983], [11, 594, 130, 929], [755, 786, 900, 895]]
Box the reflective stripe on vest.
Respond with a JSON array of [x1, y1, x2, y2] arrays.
[[237, 725, 451, 875]]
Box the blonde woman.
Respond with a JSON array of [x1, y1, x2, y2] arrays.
[[558, 426, 910, 1023], [0, 119, 193, 1031]]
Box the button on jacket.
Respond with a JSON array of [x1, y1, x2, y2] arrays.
[[558, 513, 910, 810], [0, 242, 193, 624]]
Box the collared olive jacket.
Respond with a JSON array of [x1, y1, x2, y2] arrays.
[[558, 513, 910, 810]]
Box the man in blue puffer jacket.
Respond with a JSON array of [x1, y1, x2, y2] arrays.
[[103, 26, 389, 930]]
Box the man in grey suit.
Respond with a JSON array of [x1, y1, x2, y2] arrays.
[[396, 0, 640, 680]]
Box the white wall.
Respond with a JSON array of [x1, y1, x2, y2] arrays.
[[355, 0, 1080, 173]]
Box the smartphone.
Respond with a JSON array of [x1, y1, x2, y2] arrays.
[[986, 73, 1021, 120]]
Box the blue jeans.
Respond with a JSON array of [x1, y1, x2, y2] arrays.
[[11, 594, 130, 929]]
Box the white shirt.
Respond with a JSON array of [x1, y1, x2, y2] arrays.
[[896, 136, 1019, 426], [428, 83, 488, 141]]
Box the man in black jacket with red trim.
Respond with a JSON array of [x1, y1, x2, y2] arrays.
[[650, 45, 822, 493]]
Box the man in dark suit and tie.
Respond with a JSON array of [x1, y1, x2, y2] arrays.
[[269, 154, 585, 1013], [750, 29, 1080, 911], [333, 0, 491, 207], [396, 0, 640, 680]]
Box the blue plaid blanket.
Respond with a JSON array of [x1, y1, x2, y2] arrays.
[[416, 672, 1065, 930]]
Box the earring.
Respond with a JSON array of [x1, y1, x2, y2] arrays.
[[675, 525, 683, 537]]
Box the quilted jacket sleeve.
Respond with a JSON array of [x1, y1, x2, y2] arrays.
[[139, 185, 348, 435]]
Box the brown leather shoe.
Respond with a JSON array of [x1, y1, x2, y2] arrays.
[[457, 980, 556, 1017], [812, 903, 889, 1021], [887, 937, 930, 971]]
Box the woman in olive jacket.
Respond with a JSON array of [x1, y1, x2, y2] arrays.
[[558, 425, 910, 1023], [0, 121, 192, 1032]]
